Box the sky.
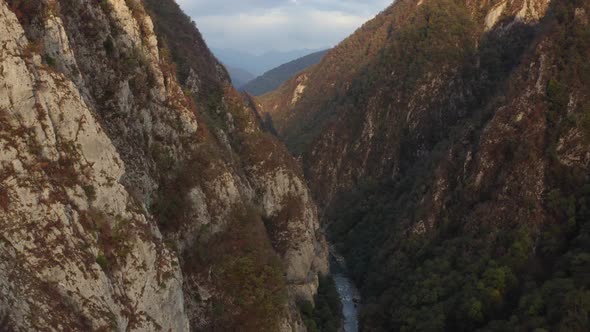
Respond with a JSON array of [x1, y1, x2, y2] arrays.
[[176, 0, 392, 54]]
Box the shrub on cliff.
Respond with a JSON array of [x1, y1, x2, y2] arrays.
[[299, 275, 342, 332]]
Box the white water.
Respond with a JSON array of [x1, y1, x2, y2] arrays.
[[332, 272, 360, 332], [330, 248, 360, 332]]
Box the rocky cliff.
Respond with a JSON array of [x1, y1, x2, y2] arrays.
[[0, 0, 327, 331], [258, 0, 590, 331]]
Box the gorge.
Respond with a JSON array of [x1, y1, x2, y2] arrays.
[[257, 0, 590, 330], [1, 0, 590, 332]]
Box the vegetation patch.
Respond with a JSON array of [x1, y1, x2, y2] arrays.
[[262, 195, 304, 256], [143, 0, 227, 104], [0, 187, 10, 212], [331, 175, 590, 331], [578, 105, 590, 143], [299, 275, 343, 332], [43, 54, 56, 68], [81, 209, 134, 272], [82, 184, 96, 202], [184, 205, 287, 332], [6, 0, 44, 25], [95, 254, 109, 271]]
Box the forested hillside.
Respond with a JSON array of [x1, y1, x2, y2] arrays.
[[243, 49, 329, 96], [258, 0, 590, 330]]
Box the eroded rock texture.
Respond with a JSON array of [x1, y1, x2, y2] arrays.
[[0, 0, 327, 331]]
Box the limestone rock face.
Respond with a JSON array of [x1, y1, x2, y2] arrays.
[[483, 0, 550, 30], [0, 0, 327, 331], [0, 2, 187, 330], [240, 135, 330, 298]]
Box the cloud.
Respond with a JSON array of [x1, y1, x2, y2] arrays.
[[177, 0, 289, 16], [176, 0, 392, 53], [177, 0, 389, 16]]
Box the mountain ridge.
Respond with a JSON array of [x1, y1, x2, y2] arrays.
[[213, 47, 324, 76], [257, 0, 590, 330], [225, 65, 255, 88], [243, 49, 330, 96]]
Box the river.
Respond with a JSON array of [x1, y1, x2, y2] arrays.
[[330, 250, 361, 332]]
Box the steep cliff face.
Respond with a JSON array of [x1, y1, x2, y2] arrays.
[[0, 1, 187, 330], [0, 0, 327, 331], [259, 0, 590, 330], [259, 0, 554, 209]]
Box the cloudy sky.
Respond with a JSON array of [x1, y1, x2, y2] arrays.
[[176, 0, 392, 54]]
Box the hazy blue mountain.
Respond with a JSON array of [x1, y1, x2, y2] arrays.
[[225, 66, 256, 88], [242, 49, 329, 96], [213, 48, 322, 76]]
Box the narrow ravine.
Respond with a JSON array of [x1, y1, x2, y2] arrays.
[[330, 249, 360, 332]]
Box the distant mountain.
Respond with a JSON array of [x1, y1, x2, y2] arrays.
[[225, 66, 255, 88], [213, 48, 321, 76], [242, 49, 329, 96]]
